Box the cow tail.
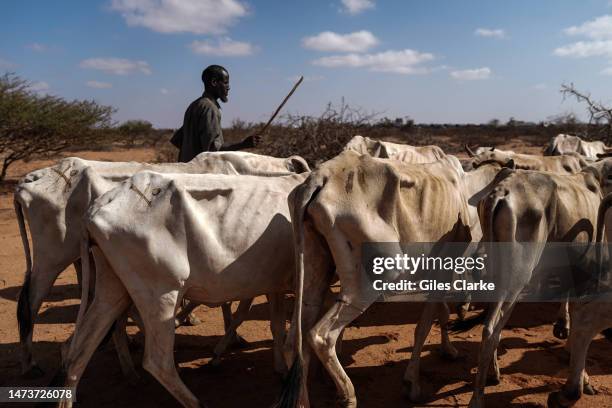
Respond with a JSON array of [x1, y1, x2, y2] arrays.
[[450, 182, 509, 333], [15, 198, 33, 342], [596, 193, 612, 245], [73, 228, 93, 341], [273, 176, 323, 408]]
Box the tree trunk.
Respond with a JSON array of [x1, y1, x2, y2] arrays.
[[0, 157, 13, 182]]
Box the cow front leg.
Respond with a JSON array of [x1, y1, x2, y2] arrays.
[[403, 302, 435, 402], [139, 292, 203, 408], [553, 301, 570, 340], [548, 313, 599, 407], [267, 293, 287, 375], [57, 255, 130, 408]]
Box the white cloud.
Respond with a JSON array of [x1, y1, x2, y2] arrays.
[[312, 49, 435, 74], [564, 15, 612, 40], [86, 80, 113, 89], [160, 88, 169, 94], [340, 0, 375, 15], [27, 43, 47, 52], [29, 81, 50, 92], [302, 30, 379, 52], [111, 0, 248, 35], [450, 67, 491, 80], [189, 38, 255, 56], [554, 40, 612, 58], [474, 28, 506, 39], [533, 83, 547, 90], [556, 16, 612, 75], [80, 58, 152, 75]]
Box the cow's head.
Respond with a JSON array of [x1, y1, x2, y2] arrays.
[[470, 148, 514, 169], [15, 158, 91, 206], [584, 158, 612, 195]]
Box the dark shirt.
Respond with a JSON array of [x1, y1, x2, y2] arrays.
[[177, 94, 223, 162]]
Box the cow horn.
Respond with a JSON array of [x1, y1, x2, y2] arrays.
[[464, 145, 476, 157]]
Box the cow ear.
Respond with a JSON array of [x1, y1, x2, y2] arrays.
[[504, 159, 516, 169]]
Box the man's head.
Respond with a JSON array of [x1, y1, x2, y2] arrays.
[[202, 65, 230, 103]]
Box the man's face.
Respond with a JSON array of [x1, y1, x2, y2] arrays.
[[212, 71, 230, 103]]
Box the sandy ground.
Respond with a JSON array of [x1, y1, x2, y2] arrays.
[[0, 147, 611, 408]]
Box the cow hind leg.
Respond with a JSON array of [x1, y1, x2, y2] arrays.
[[210, 298, 254, 368], [139, 292, 203, 408], [438, 303, 459, 360], [18, 264, 64, 378], [468, 301, 516, 408], [112, 309, 140, 385], [309, 298, 374, 408], [548, 329, 595, 408], [222, 302, 249, 348], [174, 299, 201, 327]]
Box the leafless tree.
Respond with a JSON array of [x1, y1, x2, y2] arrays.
[[561, 82, 612, 143]]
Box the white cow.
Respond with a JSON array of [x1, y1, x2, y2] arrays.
[[465, 166, 610, 408], [278, 151, 475, 408], [14, 151, 309, 377], [544, 133, 610, 160], [58, 171, 308, 408], [343, 135, 447, 163]]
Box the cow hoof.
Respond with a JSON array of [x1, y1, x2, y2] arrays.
[[456, 304, 467, 321], [231, 335, 250, 349], [467, 396, 483, 408], [402, 380, 423, 403], [440, 347, 459, 361], [486, 375, 501, 386], [22, 364, 44, 379], [128, 337, 142, 352], [547, 392, 566, 408], [336, 396, 357, 408], [127, 372, 142, 387], [58, 399, 73, 408], [185, 313, 203, 326], [583, 383, 596, 395], [206, 358, 222, 372], [553, 321, 569, 340]]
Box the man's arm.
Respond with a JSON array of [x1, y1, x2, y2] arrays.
[[219, 134, 261, 151]]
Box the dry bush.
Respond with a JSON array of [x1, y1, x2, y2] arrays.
[[257, 100, 378, 166]]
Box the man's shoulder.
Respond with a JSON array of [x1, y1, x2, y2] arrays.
[[191, 96, 220, 112]]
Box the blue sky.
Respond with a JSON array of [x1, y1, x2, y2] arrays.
[[3, 0, 612, 128]]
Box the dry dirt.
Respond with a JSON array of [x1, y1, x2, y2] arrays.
[[0, 147, 611, 408]]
